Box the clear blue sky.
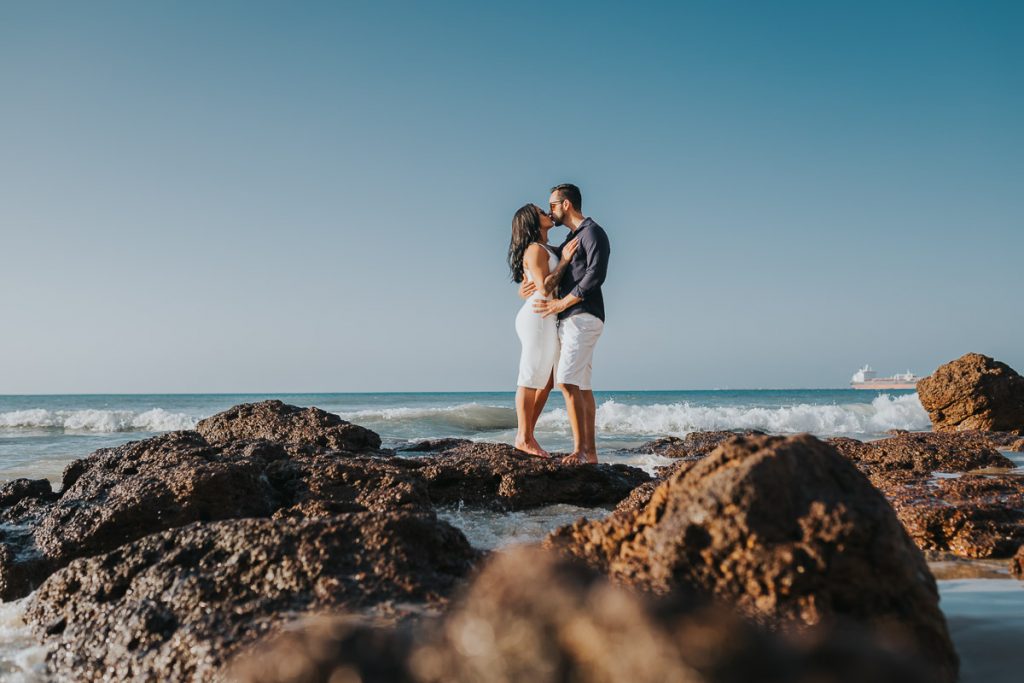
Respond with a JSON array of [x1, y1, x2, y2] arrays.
[[1, 1, 1021, 392]]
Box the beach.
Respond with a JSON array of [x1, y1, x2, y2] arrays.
[[0, 389, 1021, 680]]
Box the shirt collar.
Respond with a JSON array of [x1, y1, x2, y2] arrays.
[[570, 216, 590, 235]]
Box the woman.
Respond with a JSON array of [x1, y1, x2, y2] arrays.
[[507, 204, 579, 458]]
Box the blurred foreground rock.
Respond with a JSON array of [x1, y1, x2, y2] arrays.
[[546, 434, 958, 682], [231, 548, 935, 683]]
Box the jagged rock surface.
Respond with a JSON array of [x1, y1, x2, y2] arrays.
[[546, 434, 958, 683], [27, 513, 479, 682], [195, 399, 383, 452], [916, 353, 1024, 432]]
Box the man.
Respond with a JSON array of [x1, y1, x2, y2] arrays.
[[521, 183, 610, 464]]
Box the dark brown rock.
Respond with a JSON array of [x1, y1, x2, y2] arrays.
[[882, 473, 1024, 559], [27, 512, 479, 682], [232, 548, 934, 683], [415, 442, 651, 510], [546, 434, 958, 682], [826, 431, 1023, 559], [630, 430, 766, 459], [0, 431, 427, 600], [827, 431, 1014, 480], [196, 399, 383, 452], [400, 438, 473, 452], [917, 353, 1024, 432], [0, 478, 56, 508], [1012, 546, 1024, 579]]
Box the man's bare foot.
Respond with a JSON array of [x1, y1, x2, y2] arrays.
[[515, 438, 550, 458]]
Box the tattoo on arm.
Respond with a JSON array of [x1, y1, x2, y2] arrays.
[[542, 259, 572, 297]]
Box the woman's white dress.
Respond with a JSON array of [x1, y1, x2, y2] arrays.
[[515, 244, 560, 388]]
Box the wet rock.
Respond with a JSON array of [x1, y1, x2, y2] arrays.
[[826, 432, 1023, 559], [546, 434, 958, 682], [1012, 546, 1024, 579], [27, 512, 479, 682], [415, 442, 651, 510], [917, 353, 1024, 432], [614, 480, 661, 515], [827, 431, 1014, 480], [400, 438, 473, 453], [630, 430, 766, 459], [883, 473, 1024, 559], [0, 478, 56, 508], [0, 431, 427, 600], [233, 547, 934, 683], [196, 399, 383, 452]]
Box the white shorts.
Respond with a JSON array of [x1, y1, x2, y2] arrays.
[[556, 313, 604, 390]]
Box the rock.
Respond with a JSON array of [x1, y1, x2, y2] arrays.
[[196, 399, 382, 452], [1012, 546, 1024, 580], [0, 431, 428, 600], [232, 547, 934, 683], [826, 432, 1023, 559], [0, 478, 56, 508], [400, 438, 473, 453], [614, 480, 661, 515], [883, 473, 1024, 559], [27, 512, 479, 682], [917, 353, 1024, 432], [414, 442, 651, 510], [827, 431, 1014, 480], [629, 430, 766, 459], [546, 434, 958, 682]]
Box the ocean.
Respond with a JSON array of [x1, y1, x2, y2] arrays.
[[0, 389, 1021, 681]]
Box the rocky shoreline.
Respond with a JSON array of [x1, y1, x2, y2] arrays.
[[1, 353, 1022, 681]]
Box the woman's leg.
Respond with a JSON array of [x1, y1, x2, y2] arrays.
[[515, 386, 549, 457], [529, 371, 554, 432]]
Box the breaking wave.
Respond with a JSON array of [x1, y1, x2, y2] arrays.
[[0, 408, 197, 433], [535, 393, 930, 437], [336, 404, 518, 432], [339, 394, 928, 439]]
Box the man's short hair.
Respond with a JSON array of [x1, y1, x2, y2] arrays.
[[551, 183, 582, 212]]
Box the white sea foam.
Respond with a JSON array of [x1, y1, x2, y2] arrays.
[[336, 403, 518, 432], [0, 408, 197, 433], [0, 597, 49, 681], [535, 393, 930, 438], [340, 394, 929, 439]]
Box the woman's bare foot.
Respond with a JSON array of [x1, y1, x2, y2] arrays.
[[515, 438, 550, 458]]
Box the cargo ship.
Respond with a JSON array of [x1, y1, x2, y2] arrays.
[[850, 365, 923, 390]]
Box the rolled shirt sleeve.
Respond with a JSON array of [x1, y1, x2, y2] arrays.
[[569, 225, 610, 300]]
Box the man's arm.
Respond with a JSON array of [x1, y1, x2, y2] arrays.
[[533, 228, 608, 318], [569, 226, 610, 300]]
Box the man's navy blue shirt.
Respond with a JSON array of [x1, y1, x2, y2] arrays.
[[556, 217, 611, 322]]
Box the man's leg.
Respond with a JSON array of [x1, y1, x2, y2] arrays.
[[559, 383, 588, 464], [581, 389, 597, 463]]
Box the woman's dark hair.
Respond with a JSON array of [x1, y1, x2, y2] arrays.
[[508, 204, 542, 283]]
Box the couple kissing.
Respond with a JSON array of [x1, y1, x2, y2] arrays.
[[507, 183, 611, 465]]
